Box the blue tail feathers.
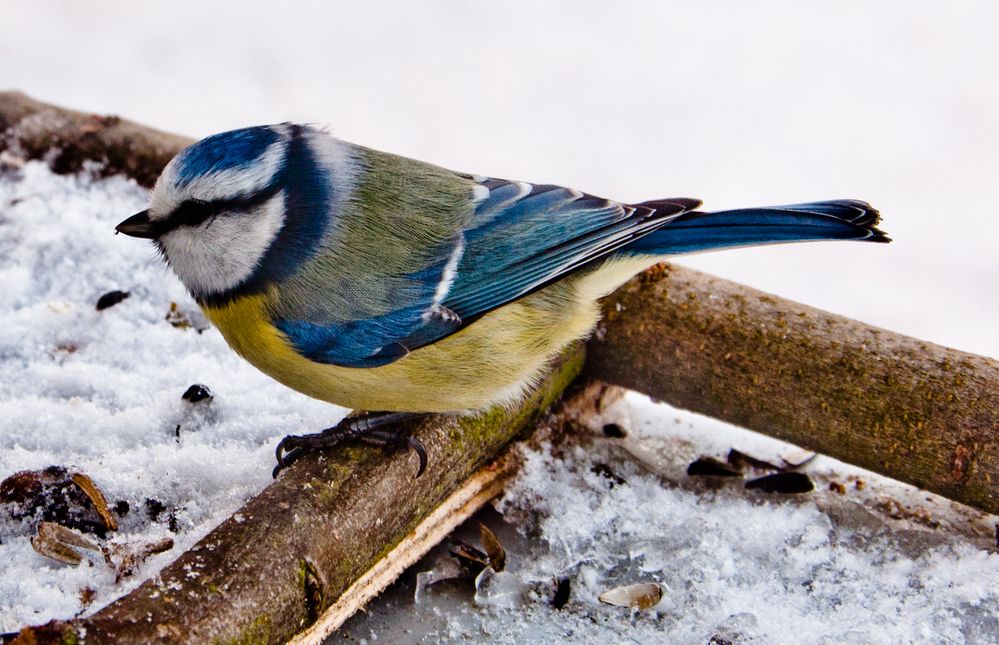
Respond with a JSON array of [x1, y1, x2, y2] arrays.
[[625, 199, 889, 256]]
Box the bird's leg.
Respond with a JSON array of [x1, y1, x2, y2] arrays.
[[273, 412, 429, 478]]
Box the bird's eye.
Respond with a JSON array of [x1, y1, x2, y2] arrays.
[[174, 199, 220, 228]]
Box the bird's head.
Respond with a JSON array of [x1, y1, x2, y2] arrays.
[[117, 124, 301, 301]]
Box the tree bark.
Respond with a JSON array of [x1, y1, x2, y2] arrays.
[[586, 263, 999, 514], [3, 91, 997, 643]]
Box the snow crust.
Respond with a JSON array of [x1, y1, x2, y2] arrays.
[[0, 162, 343, 629]]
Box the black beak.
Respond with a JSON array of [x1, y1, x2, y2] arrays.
[[115, 210, 158, 239]]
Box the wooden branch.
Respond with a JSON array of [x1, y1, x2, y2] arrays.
[[586, 263, 999, 514], [18, 349, 585, 645], [286, 380, 622, 644], [0, 90, 191, 187]]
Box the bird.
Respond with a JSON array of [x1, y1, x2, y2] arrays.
[[116, 123, 888, 475]]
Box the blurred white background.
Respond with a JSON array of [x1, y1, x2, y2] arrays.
[[3, 0, 997, 357]]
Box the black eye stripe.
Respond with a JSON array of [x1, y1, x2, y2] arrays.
[[159, 182, 284, 234], [173, 200, 219, 227]]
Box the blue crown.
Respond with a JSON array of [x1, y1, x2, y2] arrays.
[[175, 126, 282, 186]]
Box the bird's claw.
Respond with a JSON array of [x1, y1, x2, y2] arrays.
[[405, 436, 428, 478], [272, 436, 311, 477], [272, 413, 429, 479]]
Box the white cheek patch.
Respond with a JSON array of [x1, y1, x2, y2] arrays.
[[160, 191, 287, 296], [150, 137, 288, 218]]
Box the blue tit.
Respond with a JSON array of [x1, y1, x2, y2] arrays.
[[116, 124, 887, 472]]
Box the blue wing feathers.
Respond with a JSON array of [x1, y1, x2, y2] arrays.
[[277, 178, 694, 367], [276, 307, 421, 368], [445, 184, 694, 319]]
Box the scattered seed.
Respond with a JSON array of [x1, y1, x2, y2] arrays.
[[602, 423, 626, 438], [40, 521, 100, 550], [95, 290, 129, 311], [31, 522, 100, 565], [746, 472, 814, 494], [727, 448, 780, 472], [450, 539, 490, 576], [1, 467, 111, 536], [478, 523, 506, 572], [829, 481, 847, 495], [552, 576, 571, 609], [687, 457, 742, 478], [598, 582, 663, 610], [874, 497, 939, 528], [32, 532, 83, 565], [855, 479, 867, 491], [182, 384, 212, 403], [70, 472, 117, 532]]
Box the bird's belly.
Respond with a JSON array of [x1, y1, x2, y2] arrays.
[[199, 274, 620, 413]]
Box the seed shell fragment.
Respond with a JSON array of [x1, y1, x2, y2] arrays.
[[598, 582, 663, 610], [478, 523, 506, 572], [71, 472, 118, 532], [31, 522, 100, 565]]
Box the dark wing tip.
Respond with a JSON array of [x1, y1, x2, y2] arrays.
[[632, 197, 703, 216], [828, 200, 891, 243], [867, 230, 892, 243]]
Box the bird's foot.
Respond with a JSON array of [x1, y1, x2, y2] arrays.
[[273, 412, 429, 478]]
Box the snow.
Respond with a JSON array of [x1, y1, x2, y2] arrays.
[[341, 394, 999, 644], [0, 162, 344, 630]]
